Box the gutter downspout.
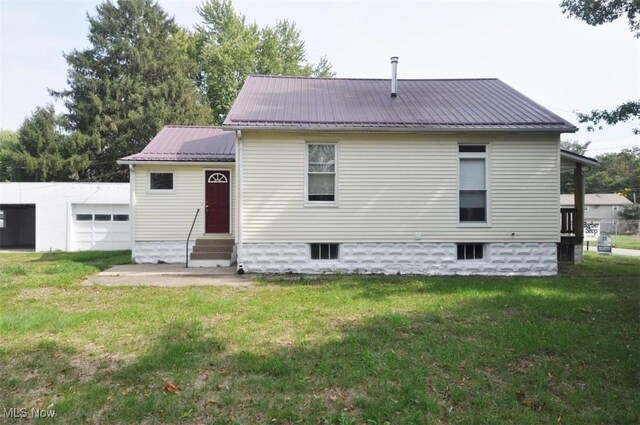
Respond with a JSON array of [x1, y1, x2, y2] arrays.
[[236, 130, 244, 273], [129, 164, 136, 261]]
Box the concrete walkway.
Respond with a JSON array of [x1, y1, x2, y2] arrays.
[[584, 246, 640, 257], [83, 264, 253, 287]]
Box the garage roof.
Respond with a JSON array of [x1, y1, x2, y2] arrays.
[[223, 75, 578, 133], [120, 126, 235, 162]]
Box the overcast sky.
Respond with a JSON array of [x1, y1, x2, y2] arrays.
[[1, 0, 638, 155]]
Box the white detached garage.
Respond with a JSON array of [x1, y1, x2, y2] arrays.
[[0, 183, 130, 252]]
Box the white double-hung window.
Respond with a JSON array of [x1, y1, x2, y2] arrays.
[[307, 143, 336, 203], [458, 145, 488, 223]]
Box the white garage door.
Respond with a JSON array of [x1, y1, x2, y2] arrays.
[[71, 204, 130, 251]]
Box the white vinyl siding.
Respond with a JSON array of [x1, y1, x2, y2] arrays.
[[133, 164, 236, 240], [241, 132, 560, 243]]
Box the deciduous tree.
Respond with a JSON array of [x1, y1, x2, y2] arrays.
[[561, 139, 591, 155], [585, 147, 640, 201], [193, 0, 335, 124], [560, 140, 591, 194], [560, 0, 639, 37], [560, 0, 640, 133]]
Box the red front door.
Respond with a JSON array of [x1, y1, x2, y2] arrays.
[[205, 170, 230, 233]]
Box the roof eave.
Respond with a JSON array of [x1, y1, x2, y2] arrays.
[[118, 158, 235, 165], [560, 149, 599, 169], [222, 124, 578, 134]]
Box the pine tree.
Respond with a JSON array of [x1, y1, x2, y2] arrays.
[[52, 0, 211, 181], [0, 130, 19, 181], [8, 106, 90, 181]]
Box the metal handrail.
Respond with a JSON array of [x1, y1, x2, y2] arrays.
[[186, 208, 200, 268]]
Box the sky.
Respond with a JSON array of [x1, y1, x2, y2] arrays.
[[0, 0, 638, 155]]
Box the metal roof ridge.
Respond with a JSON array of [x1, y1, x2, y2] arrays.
[[246, 75, 500, 82], [163, 125, 225, 129]]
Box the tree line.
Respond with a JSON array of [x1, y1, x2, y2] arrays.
[[0, 0, 333, 182], [561, 141, 640, 218], [0, 0, 637, 185]]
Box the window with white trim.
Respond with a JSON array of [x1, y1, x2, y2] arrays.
[[457, 243, 484, 260], [612, 205, 619, 211], [459, 145, 488, 223], [307, 144, 336, 202], [310, 243, 339, 260], [150, 172, 173, 190]]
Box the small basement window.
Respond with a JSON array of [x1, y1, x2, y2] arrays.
[[310, 243, 339, 260], [150, 172, 174, 190], [457, 243, 484, 260], [113, 214, 130, 221], [76, 214, 93, 221]]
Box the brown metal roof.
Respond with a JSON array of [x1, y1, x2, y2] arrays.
[[223, 76, 578, 132], [120, 126, 235, 162]]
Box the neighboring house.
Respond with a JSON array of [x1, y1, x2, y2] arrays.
[[120, 68, 595, 275], [561, 193, 633, 221], [0, 183, 130, 251]]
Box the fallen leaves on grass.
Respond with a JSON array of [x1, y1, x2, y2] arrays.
[[163, 383, 181, 394]]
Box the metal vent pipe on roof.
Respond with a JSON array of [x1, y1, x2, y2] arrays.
[[390, 56, 398, 97]]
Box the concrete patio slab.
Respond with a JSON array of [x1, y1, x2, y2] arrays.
[[83, 264, 252, 287]]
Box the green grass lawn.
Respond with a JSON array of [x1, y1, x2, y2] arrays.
[[610, 234, 640, 250], [0, 251, 638, 424]]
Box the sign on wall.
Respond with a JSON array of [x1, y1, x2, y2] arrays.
[[584, 222, 600, 242]]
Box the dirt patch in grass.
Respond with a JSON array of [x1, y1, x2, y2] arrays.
[[510, 358, 536, 374], [314, 386, 360, 414], [15, 287, 59, 300], [502, 303, 528, 317]]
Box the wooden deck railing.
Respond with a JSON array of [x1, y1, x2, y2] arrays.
[[560, 208, 576, 234]]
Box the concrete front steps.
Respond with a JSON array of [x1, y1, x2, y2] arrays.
[[189, 238, 235, 268]]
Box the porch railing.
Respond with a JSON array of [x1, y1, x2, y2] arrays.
[[560, 208, 576, 234], [185, 208, 200, 268]]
